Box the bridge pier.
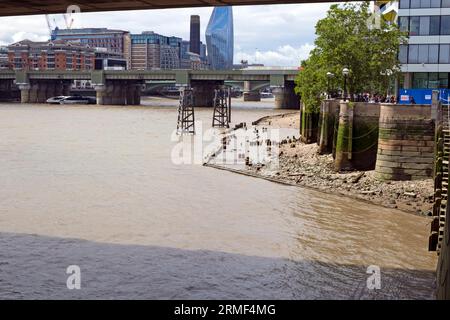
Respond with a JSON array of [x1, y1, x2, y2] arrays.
[[0, 79, 18, 101], [95, 80, 142, 106], [191, 80, 223, 107], [18, 80, 73, 104], [243, 81, 261, 102], [273, 81, 300, 109], [18, 84, 31, 103]]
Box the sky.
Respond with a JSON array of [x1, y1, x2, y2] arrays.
[[0, 3, 334, 67]]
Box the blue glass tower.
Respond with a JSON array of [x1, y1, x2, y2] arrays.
[[205, 6, 234, 70]]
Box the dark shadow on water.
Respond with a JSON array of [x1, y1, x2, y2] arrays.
[[0, 232, 436, 300]]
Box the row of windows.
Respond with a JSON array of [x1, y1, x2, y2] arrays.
[[400, 0, 449, 8], [412, 72, 449, 88], [399, 16, 450, 36], [399, 44, 450, 63]]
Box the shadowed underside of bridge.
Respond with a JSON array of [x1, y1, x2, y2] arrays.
[[0, 0, 338, 17]]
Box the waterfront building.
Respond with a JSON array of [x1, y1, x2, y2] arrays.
[[205, 6, 234, 70], [130, 32, 181, 70], [7, 40, 95, 71], [51, 28, 131, 69], [398, 0, 450, 90]]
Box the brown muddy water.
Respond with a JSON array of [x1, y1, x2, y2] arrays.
[[0, 103, 437, 299]]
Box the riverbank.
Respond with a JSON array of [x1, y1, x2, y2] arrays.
[[208, 111, 434, 216]]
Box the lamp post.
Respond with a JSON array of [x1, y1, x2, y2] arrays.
[[326, 72, 334, 99], [342, 67, 349, 101]]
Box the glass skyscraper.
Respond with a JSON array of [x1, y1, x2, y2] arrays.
[[205, 6, 234, 70]]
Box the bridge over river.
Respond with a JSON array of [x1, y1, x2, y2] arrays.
[[0, 69, 299, 109]]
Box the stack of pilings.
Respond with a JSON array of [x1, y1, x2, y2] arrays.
[[300, 102, 320, 144], [318, 99, 339, 154]]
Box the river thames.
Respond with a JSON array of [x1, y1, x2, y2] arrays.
[[0, 101, 437, 299]]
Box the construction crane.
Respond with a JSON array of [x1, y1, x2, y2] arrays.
[[45, 13, 74, 40]]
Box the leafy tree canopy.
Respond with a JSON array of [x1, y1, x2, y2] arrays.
[[295, 2, 407, 112]]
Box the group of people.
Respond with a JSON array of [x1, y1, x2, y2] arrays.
[[353, 94, 397, 104]]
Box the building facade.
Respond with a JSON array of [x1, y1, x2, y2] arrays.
[[180, 40, 209, 69], [51, 28, 131, 69], [205, 6, 234, 70], [0, 46, 9, 69], [7, 40, 95, 71], [398, 0, 450, 89], [130, 32, 182, 70], [94, 48, 127, 70]]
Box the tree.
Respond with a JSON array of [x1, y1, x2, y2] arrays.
[[295, 2, 407, 112]]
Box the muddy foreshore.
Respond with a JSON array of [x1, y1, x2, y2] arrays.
[[206, 111, 434, 217]]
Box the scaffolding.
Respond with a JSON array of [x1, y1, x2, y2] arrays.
[[212, 87, 231, 128], [176, 87, 195, 135]]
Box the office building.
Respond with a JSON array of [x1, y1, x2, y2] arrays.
[[205, 6, 234, 70], [398, 0, 450, 90], [190, 15, 201, 54], [51, 28, 131, 68], [130, 31, 182, 70]]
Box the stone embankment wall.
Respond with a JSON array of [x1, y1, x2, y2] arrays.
[[374, 104, 434, 180], [314, 100, 434, 179]]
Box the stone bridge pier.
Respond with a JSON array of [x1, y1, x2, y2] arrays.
[[272, 81, 300, 109], [18, 80, 72, 103], [94, 80, 142, 106], [0, 79, 19, 101], [190, 80, 223, 107], [243, 81, 261, 102]]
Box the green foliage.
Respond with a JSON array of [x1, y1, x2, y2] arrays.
[[295, 2, 407, 110]]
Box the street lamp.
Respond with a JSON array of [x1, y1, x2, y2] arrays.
[[342, 67, 349, 101], [326, 72, 334, 99]]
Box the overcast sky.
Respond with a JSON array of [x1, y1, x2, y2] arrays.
[[0, 3, 334, 67]]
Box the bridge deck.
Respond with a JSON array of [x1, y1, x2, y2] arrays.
[[0, 0, 337, 17]]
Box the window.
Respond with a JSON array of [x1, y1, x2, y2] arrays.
[[443, 0, 450, 7], [400, 0, 410, 8], [399, 17, 409, 33], [430, 16, 440, 35], [418, 45, 429, 63], [429, 73, 439, 88], [439, 73, 449, 88], [399, 45, 408, 63], [409, 44, 419, 63], [413, 73, 428, 88], [421, 0, 431, 7], [420, 16, 430, 35], [410, 16, 420, 36], [440, 44, 450, 63], [410, 0, 421, 7], [429, 44, 439, 63], [431, 0, 441, 7], [442, 16, 450, 35]]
